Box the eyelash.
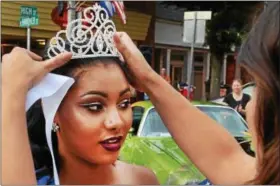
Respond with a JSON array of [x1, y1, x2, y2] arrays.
[[84, 102, 104, 112], [82, 99, 131, 112], [118, 99, 131, 109]]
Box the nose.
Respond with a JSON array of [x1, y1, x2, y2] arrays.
[[104, 108, 123, 131]]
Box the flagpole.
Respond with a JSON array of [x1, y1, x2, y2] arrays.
[[68, 0, 76, 34]]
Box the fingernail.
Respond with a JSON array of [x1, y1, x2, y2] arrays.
[[62, 52, 72, 57]]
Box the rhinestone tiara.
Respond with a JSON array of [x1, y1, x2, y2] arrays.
[[47, 4, 120, 59]]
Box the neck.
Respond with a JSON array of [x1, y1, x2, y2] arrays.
[[233, 92, 242, 96], [59, 153, 116, 184]]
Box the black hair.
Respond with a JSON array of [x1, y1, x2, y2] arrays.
[[27, 41, 132, 178]]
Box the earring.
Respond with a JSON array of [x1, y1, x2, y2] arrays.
[[52, 122, 60, 132]]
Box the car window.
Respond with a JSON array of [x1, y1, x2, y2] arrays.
[[140, 106, 247, 137], [132, 106, 145, 134], [141, 109, 170, 137], [197, 106, 248, 136]]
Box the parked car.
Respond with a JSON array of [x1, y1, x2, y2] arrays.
[[119, 101, 253, 185], [211, 82, 255, 105]]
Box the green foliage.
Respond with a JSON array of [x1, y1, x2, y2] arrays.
[[161, 2, 262, 57], [205, 3, 259, 56]]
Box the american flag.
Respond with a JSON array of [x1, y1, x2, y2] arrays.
[[99, 1, 126, 24]]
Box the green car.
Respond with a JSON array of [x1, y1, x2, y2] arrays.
[[119, 101, 251, 185]]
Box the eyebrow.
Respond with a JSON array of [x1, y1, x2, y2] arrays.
[[80, 87, 131, 98], [119, 88, 131, 97]]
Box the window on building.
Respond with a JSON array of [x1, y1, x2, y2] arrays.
[[194, 52, 204, 63]]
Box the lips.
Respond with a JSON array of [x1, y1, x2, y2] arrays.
[[100, 136, 123, 152]]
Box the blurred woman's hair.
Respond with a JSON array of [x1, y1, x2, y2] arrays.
[[238, 2, 280, 184]]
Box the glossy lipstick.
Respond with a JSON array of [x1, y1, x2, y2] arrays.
[[100, 136, 123, 152]]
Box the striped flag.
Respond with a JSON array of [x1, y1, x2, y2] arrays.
[[99, 1, 115, 17], [99, 1, 126, 24], [112, 1, 126, 24]]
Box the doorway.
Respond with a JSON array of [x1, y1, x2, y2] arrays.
[[171, 61, 183, 88]]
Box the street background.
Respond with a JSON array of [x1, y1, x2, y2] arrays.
[[1, 1, 264, 101]]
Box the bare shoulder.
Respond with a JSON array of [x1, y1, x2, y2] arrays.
[[116, 161, 159, 185]]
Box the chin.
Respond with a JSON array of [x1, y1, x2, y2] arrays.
[[86, 151, 120, 165]]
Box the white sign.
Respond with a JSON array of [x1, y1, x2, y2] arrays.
[[182, 11, 212, 44], [184, 11, 212, 20]]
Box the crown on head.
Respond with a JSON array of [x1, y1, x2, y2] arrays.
[[47, 4, 120, 59]]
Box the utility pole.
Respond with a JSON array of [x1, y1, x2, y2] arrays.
[[183, 11, 212, 99], [186, 12, 197, 99], [27, 26, 31, 50], [68, 1, 76, 34]]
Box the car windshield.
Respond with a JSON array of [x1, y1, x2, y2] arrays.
[[140, 106, 247, 137]]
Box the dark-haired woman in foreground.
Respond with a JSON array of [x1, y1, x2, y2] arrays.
[[3, 4, 160, 185], [3, 2, 279, 185], [2, 46, 159, 184]]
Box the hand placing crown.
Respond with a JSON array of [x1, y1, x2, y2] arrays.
[[47, 4, 120, 59]]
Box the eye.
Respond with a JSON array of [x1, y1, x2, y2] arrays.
[[118, 99, 131, 109], [81, 102, 104, 112]]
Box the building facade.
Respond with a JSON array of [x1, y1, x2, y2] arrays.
[[155, 2, 211, 100], [1, 1, 153, 57]]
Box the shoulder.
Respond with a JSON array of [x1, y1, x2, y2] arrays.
[[131, 164, 159, 184], [116, 161, 159, 184], [226, 93, 234, 98], [243, 93, 251, 100], [243, 93, 250, 98], [223, 94, 232, 101]]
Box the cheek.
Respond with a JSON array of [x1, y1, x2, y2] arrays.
[[246, 98, 257, 150], [57, 105, 133, 148], [246, 102, 254, 132], [57, 105, 104, 152]]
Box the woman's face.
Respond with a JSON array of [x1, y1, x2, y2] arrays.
[[232, 80, 242, 94], [54, 62, 132, 165]]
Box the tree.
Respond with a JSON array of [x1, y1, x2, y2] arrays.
[[160, 2, 263, 98]]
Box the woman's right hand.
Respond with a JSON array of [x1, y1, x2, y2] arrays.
[[2, 47, 72, 94], [113, 32, 158, 91], [2, 47, 72, 184]]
